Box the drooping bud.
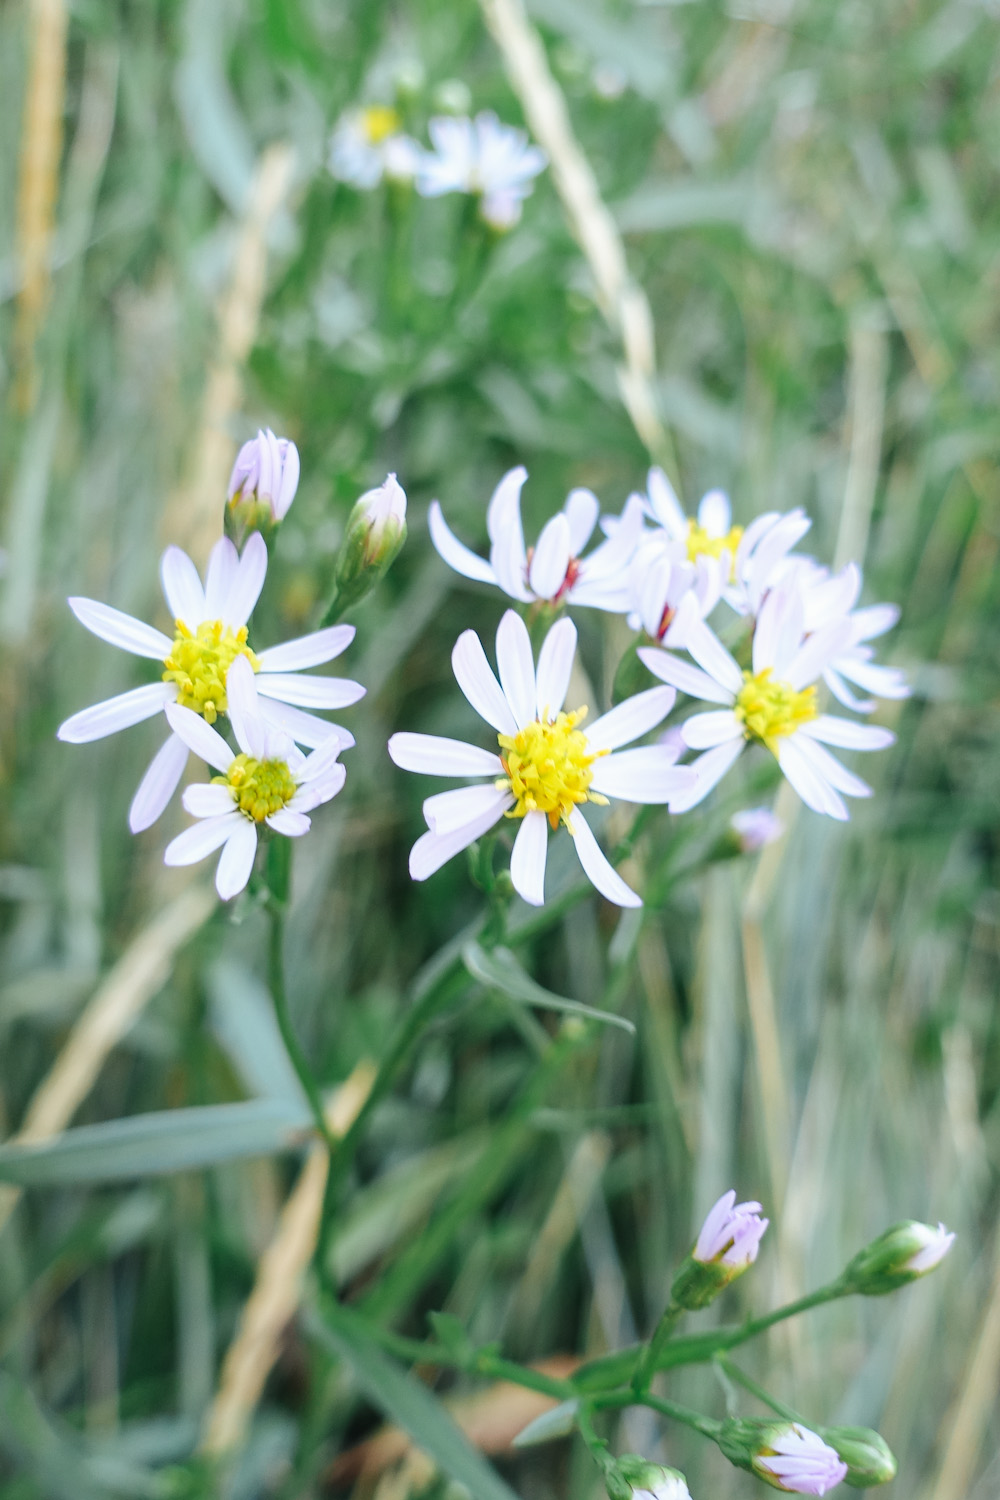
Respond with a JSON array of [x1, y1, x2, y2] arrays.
[[226, 429, 300, 545], [330, 473, 408, 615], [818, 1427, 897, 1488], [670, 1190, 769, 1310], [606, 1455, 692, 1500], [718, 1419, 848, 1496], [842, 1220, 955, 1296]]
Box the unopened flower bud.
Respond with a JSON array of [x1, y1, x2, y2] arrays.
[[226, 429, 300, 544], [718, 1420, 848, 1496], [606, 1456, 692, 1500], [818, 1427, 896, 1487], [730, 807, 783, 853], [671, 1190, 768, 1310], [331, 474, 408, 613], [842, 1220, 954, 1296]]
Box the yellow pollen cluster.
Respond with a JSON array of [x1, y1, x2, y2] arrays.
[[686, 519, 744, 573], [162, 620, 259, 723], [218, 754, 297, 823], [497, 708, 608, 830], [734, 668, 817, 752], [361, 105, 400, 144]]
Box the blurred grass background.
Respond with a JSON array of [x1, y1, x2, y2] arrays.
[[1, 0, 999, 1496]]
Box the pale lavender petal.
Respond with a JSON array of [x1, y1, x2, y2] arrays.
[[528, 513, 571, 600], [850, 602, 899, 642], [638, 646, 733, 706], [793, 735, 871, 798], [58, 683, 175, 743], [255, 624, 355, 672], [755, 1426, 848, 1496], [292, 761, 346, 811], [785, 621, 853, 691], [823, 666, 874, 713], [645, 466, 686, 537], [486, 467, 531, 602], [697, 488, 731, 536], [587, 685, 676, 752], [68, 598, 172, 660], [204, 537, 240, 619], [682, 614, 744, 695], [568, 809, 641, 908], [509, 810, 548, 906], [222, 532, 267, 628], [667, 738, 745, 813], [129, 733, 190, 832], [564, 488, 600, 553], [495, 610, 537, 730]]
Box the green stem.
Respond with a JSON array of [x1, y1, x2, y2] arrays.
[[592, 1388, 721, 1441], [631, 1301, 683, 1394], [267, 898, 338, 1160], [360, 1323, 575, 1400], [576, 1403, 619, 1487], [713, 1354, 798, 1421]]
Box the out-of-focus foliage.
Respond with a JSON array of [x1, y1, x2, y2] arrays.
[[0, 0, 998, 1497]]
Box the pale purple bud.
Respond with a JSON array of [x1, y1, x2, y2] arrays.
[[228, 429, 300, 522], [730, 806, 783, 853], [753, 1424, 848, 1496], [904, 1221, 955, 1274], [695, 1189, 768, 1269]]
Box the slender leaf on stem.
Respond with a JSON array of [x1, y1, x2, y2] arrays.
[[463, 941, 636, 1034]]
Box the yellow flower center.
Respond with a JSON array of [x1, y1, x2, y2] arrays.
[[497, 708, 609, 830], [162, 620, 259, 723], [686, 518, 743, 572], [217, 754, 297, 823], [361, 105, 400, 144], [734, 668, 817, 752]]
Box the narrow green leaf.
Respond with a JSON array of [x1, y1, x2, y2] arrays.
[[310, 1299, 522, 1500], [463, 942, 635, 1035], [0, 1099, 312, 1185]]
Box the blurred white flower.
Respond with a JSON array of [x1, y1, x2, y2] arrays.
[[228, 428, 300, 524], [388, 611, 694, 907], [58, 535, 363, 832], [429, 466, 643, 611], [730, 806, 783, 852], [640, 589, 894, 819], [328, 105, 421, 188], [782, 558, 910, 712], [164, 659, 346, 901], [627, 531, 723, 644], [416, 111, 547, 227]]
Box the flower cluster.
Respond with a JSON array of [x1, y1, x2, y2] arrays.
[[329, 106, 546, 228], [58, 434, 389, 900]]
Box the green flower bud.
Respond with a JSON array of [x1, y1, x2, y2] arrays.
[[717, 1419, 848, 1494], [671, 1190, 769, 1310], [332, 474, 407, 613], [842, 1220, 954, 1296], [818, 1427, 897, 1487], [606, 1456, 691, 1500]]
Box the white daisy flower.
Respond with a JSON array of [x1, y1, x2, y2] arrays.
[[781, 558, 910, 712], [57, 534, 364, 833], [626, 531, 723, 645], [416, 111, 547, 227], [163, 658, 346, 901], [328, 105, 421, 189], [387, 610, 694, 907], [645, 467, 745, 578], [429, 466, 644, 612], [639, 590, 895, 820]]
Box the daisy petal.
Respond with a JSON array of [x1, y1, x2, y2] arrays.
[[452, 629, 518, 735], [255, 625, 356, 672], [254, 673, 366, 709], [183, 783, 237, 817], [225, 656, 265, 757], [535, 616, 577, 718], [564, 488, 599, 553], [510, 810, 548, 906], [667, 739, 745, 813], [204, 538, 240, 619], [215, 818, 259, 900], [638, 647, 733, 706], [164, 812, 242, 867], [528, 513, 571, 600], [824, 666, 874, 713], [68, 598, 172, 660], [129, 733, 189, 832], [851, 603, 899, 642], [568, 810, 641, 908], [785, 621, 853, 691], [428, 501, 497, 584], [256, 699, 354, 750], [58, 683, 175, 743], [388, 732, 503, 777], [800, 715, 894, 750], [646, 466, 686, 536], [681, 710, 743, 750], [296, 737, 342, 784], [777, 738, 848, 820], [160, 547, 206, 626], [698, 488, 731, 536], [590, 748, 697, 804], [487, 467, 531, 602], [222, 532, 267, 628], [292, 761, 346, 811], [496, 610, 537, 730], [424, 783, 514, 835], [795, 735, 872, 798], [409, 796, 509, 880], [266, 808, 312, 837], [587, 685, 676, 752], [683, 615, 744, 695], [164, 702, 234, 773]]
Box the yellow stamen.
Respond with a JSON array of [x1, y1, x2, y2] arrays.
[[361, 105, 400, 145], [734, 668, 817, 753], [686, 518, 743, 574], [215, 754, 297, 823], [497, 708, 609, 831], [162, 620, 259, 723]]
